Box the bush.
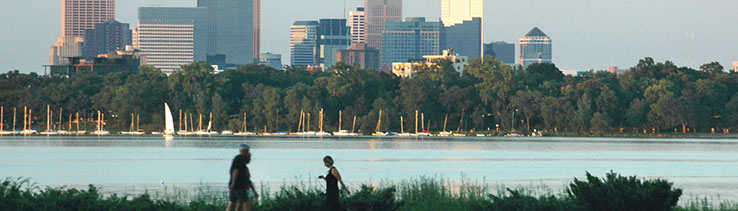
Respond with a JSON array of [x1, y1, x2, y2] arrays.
[[488, 189, 577, 211], [567, 171, 683, 211], [344, 184, 402, 211]]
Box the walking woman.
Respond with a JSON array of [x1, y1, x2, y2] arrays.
[[319, 156, 351, 211]]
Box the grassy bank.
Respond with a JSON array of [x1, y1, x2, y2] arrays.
[[2, 172, 736, 211]]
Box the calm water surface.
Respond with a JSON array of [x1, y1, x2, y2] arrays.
[[1, 135, 737, 201]]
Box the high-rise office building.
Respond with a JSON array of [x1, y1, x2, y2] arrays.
[[365, 0, 402, 64], [83, 19, 132, 60], [733, 62, 738, 73], [519, 27, 552, 68], [134, 7, 208, 73], [290, 21, 320, 66], [484, 41, 515, 64], [336, 43, 380, 70], [50, 36, 84, 65], [260, 53, 282, 70], [51, 0, 116, 65], [349, 7, 366, 44], [381, 17, 442, 65], [197, 0, 259, 66], [441, 0, 483, 58], [62, 0, 116, 37], [317, 19, 351, 68]]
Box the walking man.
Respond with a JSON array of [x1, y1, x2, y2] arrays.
[[227, 144, 258, 211]]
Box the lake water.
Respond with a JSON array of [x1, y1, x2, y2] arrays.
[[1, 135, 737, 202]]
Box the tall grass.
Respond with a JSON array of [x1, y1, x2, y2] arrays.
[[2, 174, 737, 211]]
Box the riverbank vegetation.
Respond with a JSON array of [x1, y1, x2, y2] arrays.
[[2, 57, 738, 136], [2, 172, 735, 210]]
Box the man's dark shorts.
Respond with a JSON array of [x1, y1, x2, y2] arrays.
[[230, 189, 250, 202]]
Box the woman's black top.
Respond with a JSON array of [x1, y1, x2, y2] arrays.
[[325, 167, 340, 211]]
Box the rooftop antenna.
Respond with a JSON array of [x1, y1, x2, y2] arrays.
[[343, 0, 347, 19]]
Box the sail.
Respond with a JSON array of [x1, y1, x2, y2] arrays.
[[164, 103, 175, 135]]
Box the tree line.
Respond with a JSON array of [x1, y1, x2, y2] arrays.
[[1, 57, 737, 135]]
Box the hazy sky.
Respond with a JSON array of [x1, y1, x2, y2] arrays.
[[1, 0, 736, 74]]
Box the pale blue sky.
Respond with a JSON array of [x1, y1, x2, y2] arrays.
[[0, 0, 736, 74]]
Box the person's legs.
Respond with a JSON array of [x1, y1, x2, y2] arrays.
[[242, 199, 253, 211], [225, 201, 234, 211]]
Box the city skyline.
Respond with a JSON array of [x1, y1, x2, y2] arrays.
[[1, 0, 737, 74]]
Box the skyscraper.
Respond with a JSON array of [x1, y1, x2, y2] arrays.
[[733, 61, 738, 73], [349, 7, 367, 44], [197, 0, 259, 66], [317, 19, 351, 68], [484, 41, 515, 65], [83, 19, 132, 60], [381, 17, 442, 65], [260, 53, 282, 70], [441, 0, 483, 58], [61, 0, 116, 37], [519, 27, 552, 68], [51, 0, 116, 65], [134, 7, 208, 73], [290, 21, 320, 66], [336, 43, 380, 70], [365, 0, 402, 64]]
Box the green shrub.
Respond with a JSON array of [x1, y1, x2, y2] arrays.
[[567, 171, 683, 211], [344, 184, 402, 211], [487, 189, 577, 211]]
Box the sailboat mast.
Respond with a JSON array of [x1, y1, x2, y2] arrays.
[[338, 110, 342, 131], [307, 113, 311, 132], [13, 107, 16, 131], [59, 108, 63, 130], [421, 113, 425, 132], [297, 110, 303, 132], [400, 116, 404, 133], [137, 113, 140, 131], [198, 114, 202, 131], [351, 116, 356, 133], [101, 113, 105, 131], [375, 110, 382, 132], [96, 111, 100, 131], [68, 114, 72, 131], [23, 107, 27, 131], [209, 112, 213, 132], [189, 114, 193, 132], [47, 105, 50, 131], [28, 109, 32, 130], [243, 113, 247, 132], [319, 109, 324, 132], [76, 112, 79, 131], [415, 110, 418, 134], [130, 114, 135, 132], [443, 114, 448, 132], [179, 110, 182, 131], [0, 106, 3, 131]]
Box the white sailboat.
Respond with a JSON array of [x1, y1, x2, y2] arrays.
[[163, 103, 176, 136], [234, 113, 256, 136], [315, 109, 331, 136], [21, 107, 38, 135], [438, 114, 452, 136], [74, 112, 86, 135], [417, 113, 431, 136], [0, 106, 11, 135], [57, 108, 71, 135], [372, 110, 388, 136], [92, 111, 110, 135], [398, 115, 412, 136], [334, 110, 358, 136], [40, 105, 58, 135]]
